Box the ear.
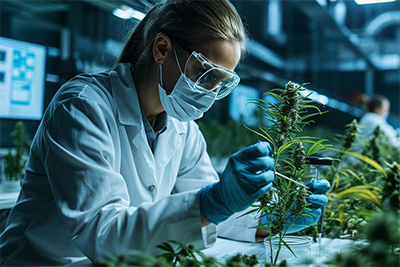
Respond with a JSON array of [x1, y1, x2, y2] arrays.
[[153, 33, 172, 65]]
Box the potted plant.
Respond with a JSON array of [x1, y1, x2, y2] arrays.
[[3, 121, 30, 192], [239, 81, 334, 264]]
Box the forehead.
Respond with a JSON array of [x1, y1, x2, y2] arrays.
[[194, 41, 241, 71]]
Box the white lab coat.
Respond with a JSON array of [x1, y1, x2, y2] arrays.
[[0, 63, 257, 266], [359, 112, 400, 147]]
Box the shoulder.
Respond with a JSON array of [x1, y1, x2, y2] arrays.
[[359, 113, 381, 125], [45, 72, 115, 120]]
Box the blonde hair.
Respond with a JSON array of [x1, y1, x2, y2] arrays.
[[115, 0, 246, 72]]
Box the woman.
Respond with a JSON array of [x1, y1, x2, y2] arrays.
[[0, 0, 329, 265]]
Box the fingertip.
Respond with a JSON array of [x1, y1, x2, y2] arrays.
[[262, 169, 275, 183], [308, 194, 328, 206], [260, 183, 273, 195], [317, 179, 331, 188], [240, 141, 272, 157]]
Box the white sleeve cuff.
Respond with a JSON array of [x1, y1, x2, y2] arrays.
[[216, 206, 259, 243], [202, 223, 217, 248]]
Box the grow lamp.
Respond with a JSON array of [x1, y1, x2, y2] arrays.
[[113, 6, 146, 20], [355, 0, 396, 5]]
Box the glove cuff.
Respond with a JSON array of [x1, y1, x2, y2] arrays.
[[198, 183, 233, 225]]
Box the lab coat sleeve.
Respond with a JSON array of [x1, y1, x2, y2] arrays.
[[174, 121, 219, 192], [174, 122, 258, 242], [40, 96, 209, 263]]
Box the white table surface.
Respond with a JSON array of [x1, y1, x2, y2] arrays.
[[202, 237, 361, 266]]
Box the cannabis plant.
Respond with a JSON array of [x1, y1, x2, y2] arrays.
[[326, 212, 400, 267], [4, 121, 30, 181], [99, 240, 260, 267], [242, 82, 333, 264], [306, 121, 399, 240]]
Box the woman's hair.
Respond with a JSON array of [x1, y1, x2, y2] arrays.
[[367, 94, 389, 113], [114, 0, 246, 72]]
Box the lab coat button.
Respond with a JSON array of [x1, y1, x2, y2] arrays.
[[148, 185, 156, 191]]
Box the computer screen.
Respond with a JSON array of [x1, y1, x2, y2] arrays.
[[0, 37, 46, 120], [229, 84, 260, 125]]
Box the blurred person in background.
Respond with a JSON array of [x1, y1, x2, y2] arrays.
[[359, 95, 400, 147]]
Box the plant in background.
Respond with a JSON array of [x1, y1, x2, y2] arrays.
[[303, 121, 400, 241], [4, 121, 30, 182], [99, 240, 261, 267], [242, 81, 332, 264], [382, 161, 400, 213], [326, 212, 400, 267], [198, 115, 261, 159]]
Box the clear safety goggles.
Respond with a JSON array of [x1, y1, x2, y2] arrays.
[[183, 51, 240, 100]]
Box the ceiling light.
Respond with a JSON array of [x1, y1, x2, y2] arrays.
[[113, 6, 146, 20], [355, 0, 396, 5]]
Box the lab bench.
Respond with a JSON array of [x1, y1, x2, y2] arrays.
[[202, 236, 360, 266]]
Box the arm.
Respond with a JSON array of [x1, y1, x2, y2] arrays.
[[174, 122, 273, 241], [41, 97, 208, 263]]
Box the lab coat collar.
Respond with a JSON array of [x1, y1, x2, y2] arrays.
[[109, 63, 186, 136], [109, 63, 142, 126]]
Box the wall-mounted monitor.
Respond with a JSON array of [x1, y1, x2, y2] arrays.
[[0, 37, 46, 120], [229, 84, 260, 125]]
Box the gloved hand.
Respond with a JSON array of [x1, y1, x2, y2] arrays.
[[199, 141, 275, 225], [261, 179, 330, 233]]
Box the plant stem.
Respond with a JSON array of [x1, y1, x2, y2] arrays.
[[269, 234, 273, 264], [274, 232, 283, 264]]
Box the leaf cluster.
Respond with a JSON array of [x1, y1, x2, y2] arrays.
[[325, 212, 400, 267], [99, 241, 261, 267], [243, 81, 333, 264], [302, 122, 400, 240]]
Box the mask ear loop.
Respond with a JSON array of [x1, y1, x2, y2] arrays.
[[172, 46, 184, 74], [158, 60, 163, 87]]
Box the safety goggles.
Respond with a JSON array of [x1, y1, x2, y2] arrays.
[[183, 51, 240, 100], [160, 30, 240, 100]]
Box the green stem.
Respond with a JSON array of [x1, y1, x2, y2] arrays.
[[269, 233, 273, 264], [274, 231, 283, 264]]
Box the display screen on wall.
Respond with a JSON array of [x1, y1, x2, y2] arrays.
[[229, 84, 260, 125], [0, 37, 46, 120]]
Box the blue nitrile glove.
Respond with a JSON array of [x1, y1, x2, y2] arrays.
[[199, 141, 275, 225], [261, 179, 330, 233]]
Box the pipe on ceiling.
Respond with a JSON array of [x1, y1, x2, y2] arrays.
[[365, 11, 400, 36]]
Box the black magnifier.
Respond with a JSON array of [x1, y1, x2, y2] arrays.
[[305, 156, 333, 257]]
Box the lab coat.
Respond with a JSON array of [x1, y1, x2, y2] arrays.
[[359, 112, 400, 147], [0, 63, 257, 266]]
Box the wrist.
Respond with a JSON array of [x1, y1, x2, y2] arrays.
[[200, 210, 211, 227], [198, 183, 231, 225]]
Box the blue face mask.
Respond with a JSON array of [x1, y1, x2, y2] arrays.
[[157, 47, 217, 122]]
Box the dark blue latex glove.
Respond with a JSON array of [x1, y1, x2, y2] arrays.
[[261, 179, 330, 233], [199, 141, 275, 224]]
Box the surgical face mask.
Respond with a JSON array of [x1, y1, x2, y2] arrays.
[[158, 47, 217, 122]]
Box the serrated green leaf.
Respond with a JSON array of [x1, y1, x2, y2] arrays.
[[278, 141, 296, 154], [336, 150, 384, 172], [236, 208, 259, 219], [281, 238, 297, 258], [265, 92, 284, 101]]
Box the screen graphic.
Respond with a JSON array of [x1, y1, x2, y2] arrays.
[[0, 37, 46, 120]]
